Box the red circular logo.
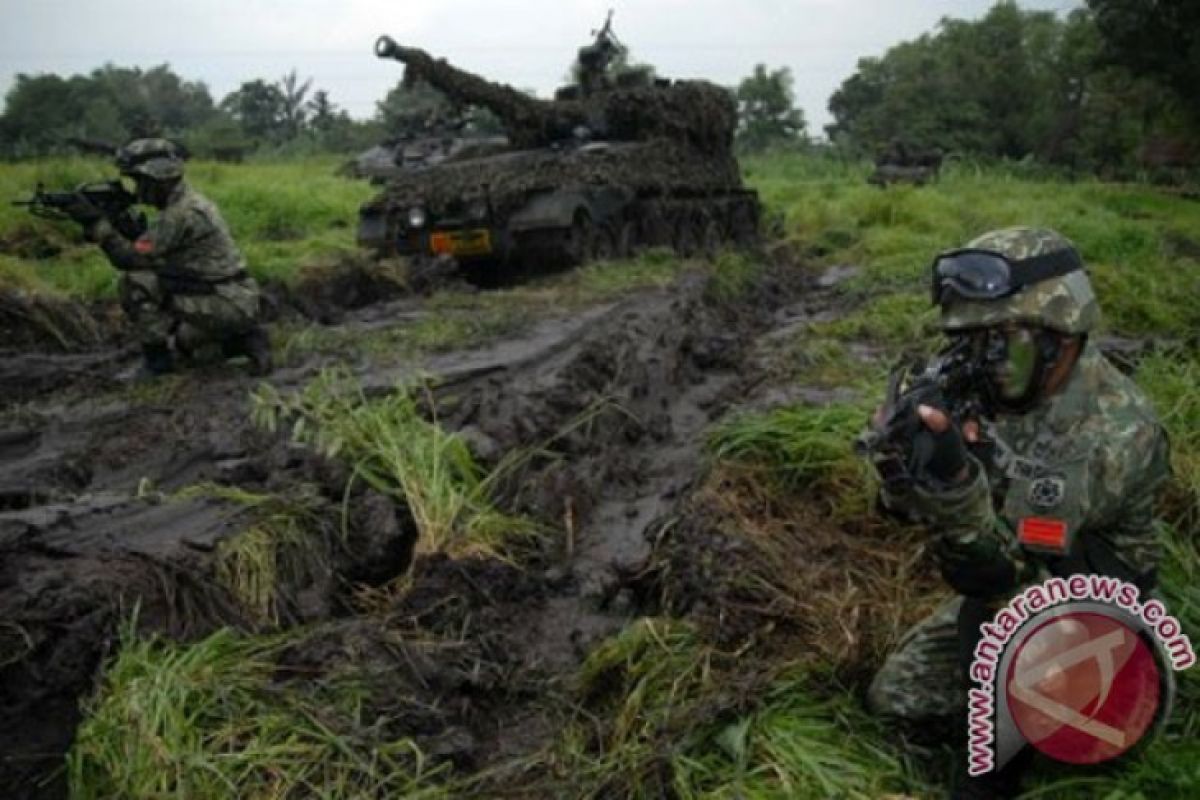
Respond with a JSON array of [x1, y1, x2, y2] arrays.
[[1006, 612, 1161, 764]]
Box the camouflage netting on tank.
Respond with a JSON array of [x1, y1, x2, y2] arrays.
[[373, 140, 744, 217], [381, 42, 736, 155]]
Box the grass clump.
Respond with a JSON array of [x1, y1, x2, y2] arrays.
[[1139, 349, 1200, 530], [704, 249, 764, 302], [674, 670, 926, 799], [562, 618, 717, 797], [815, 291, 936, 346], [252, 369, 533, 557], [707, 402, 868, 498], [533, 619, 922, 799], [178, 484, 328, 627], [68, 623, 448, 799]]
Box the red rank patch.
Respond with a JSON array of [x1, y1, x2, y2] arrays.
[[134, 237, 154, 254], [1019, 517, 1068, 553]]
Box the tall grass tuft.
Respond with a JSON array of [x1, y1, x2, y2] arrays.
[[673, 670, 927, 799], [178, 484, 328, 626], [68, 623, 449, 799], [252, 369, 534, 557], [533, 619, 923, 799], [707, 402, 869, 501]]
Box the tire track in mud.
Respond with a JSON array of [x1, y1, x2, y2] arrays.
[[0, 262, 855, 796]]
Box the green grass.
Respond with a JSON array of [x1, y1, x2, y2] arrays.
[[252, 369, 535, 558], [527, 619, 925, 799], [177, 484, 329, 627], [707, 403, 869, 499], [715, 152, 1200, 797], [68, 623, 449, 799], [1, 156, 373, 298], [744, 152, 1200, 338], [60, 152, 1200, 798], [674, 670, 929, 799]]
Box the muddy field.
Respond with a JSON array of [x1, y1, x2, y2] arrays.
[[0, 254, 941, 798]]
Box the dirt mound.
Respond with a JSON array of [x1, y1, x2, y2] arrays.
[[0, 289, 110, 355], [0, 494, 250, 793], [1, 260, 828, 796], [638, 466, 942, 682]]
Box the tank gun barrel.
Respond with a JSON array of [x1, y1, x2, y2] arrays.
[[371, 32, 736, 154], [374, 34, 575, 147], [374, 35, 408, 61]]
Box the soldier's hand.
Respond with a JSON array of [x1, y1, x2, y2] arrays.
[[61, 194, 103, 225], [913, 404, 971, 485]]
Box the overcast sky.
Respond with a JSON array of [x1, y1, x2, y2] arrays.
[[0, 0, 1082, 133]]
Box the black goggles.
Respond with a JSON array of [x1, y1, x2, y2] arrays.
[[931, 247, 1083, 305]]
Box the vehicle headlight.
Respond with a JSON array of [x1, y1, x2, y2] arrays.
[[467, 198, 488, 222], [407, 206, 427, 228]]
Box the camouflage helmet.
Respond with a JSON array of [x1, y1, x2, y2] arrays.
[[939, 227, 1100, 335], [116, 138, 185, 181]]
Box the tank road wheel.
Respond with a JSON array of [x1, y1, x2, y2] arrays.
[[729, 202, 760, 249], [673, 211, 703, 258], [562, 211, 595, 267], [613, 219, 637, 259], [590, 224, 617, 262], [638, 204, 672, 250], [699, 215, 723, 260]]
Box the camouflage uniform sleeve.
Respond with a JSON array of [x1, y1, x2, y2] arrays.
[[881, 455, 1025, 600], [1083, 417, 1170, 582], [90, 204, 190, 272]]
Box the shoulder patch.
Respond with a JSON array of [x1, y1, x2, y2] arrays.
[[134, 237, 154, 254], [1027, 475, 1066, 509], [1018, 517, 1069, 554]]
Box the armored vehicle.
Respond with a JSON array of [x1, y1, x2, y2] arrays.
[[867, 140, 944, 188], [345, 132, 509, 184], [357, 21, 759, 270]]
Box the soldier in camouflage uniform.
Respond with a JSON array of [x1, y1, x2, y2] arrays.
[[863, 227, 1170, 797], [76, 138, 271, 376]]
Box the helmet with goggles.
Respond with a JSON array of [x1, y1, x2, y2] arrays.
[[116, 138, 186, 182], [934, 227, 1099, 335]]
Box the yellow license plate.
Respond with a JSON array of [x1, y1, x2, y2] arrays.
[[430, 228, 492, 257]]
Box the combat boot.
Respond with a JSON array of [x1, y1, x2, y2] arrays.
[[223, 327, 273, 376], [138, 342, 175, 379], [245, 326, 274, 376]]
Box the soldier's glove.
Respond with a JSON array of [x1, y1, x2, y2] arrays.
[[82, 218, 114, 244], [910, 405, 970, 488], [61, 194, 103, 226]]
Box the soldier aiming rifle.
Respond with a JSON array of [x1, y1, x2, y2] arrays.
[[13, 138, 271, 378]]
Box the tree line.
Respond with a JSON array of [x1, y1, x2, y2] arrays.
[[0, 64, 387, 159], [2, 1, 1192, 173], [0, 55, 807, 161], [827, 0, 1198, 176]]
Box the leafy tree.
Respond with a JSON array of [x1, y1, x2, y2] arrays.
[[307, 90, 338, 134], [278, 69, 313, 140], [735, 64, 806, 153], [375, 79, 455, 137], [0, 65, 215, 156], [220, 79, 286, 142], [1087, 0, 1200, 117], [825, 1, 1192, 173]]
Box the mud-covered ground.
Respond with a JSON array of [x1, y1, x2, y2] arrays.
[[0, 256, 917, 797]]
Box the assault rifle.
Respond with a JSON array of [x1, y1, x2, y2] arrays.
[[854, 337, 993, 488], [12, 180, 146, 239]]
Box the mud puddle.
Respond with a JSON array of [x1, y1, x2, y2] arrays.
[[0, 258, 863, 796]]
